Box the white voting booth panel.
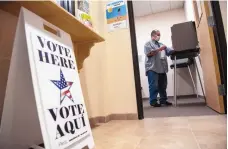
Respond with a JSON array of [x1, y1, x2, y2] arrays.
[[0, 8, 94, 149]]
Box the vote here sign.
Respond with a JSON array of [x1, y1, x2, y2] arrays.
[[25, 23, 94, 149]]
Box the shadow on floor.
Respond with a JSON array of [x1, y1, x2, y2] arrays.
[[143, 97, 219, 118]]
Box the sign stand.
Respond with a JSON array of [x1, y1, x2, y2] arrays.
[[0, 8, 94, 149]]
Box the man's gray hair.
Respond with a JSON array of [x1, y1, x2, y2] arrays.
[[151, 29, 160, 37]]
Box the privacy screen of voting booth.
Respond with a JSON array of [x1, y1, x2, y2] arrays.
[[171, 21, 199, 51], [169, 21, 205, 107]]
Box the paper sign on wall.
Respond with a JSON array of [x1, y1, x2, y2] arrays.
[[0, 8, 94, 149], [106, 0, 128, 31], [76, 0, 93, 28]]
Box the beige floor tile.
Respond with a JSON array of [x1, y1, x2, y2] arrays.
[[136, 134, 199, 149], [188, 116, 227, 135], [142, 117, 190, 129], [94, 135, 141, 149], [92, 116, 226, 149], [193, 131, 227, 149], [100, 142, 139, 149], [139, 127, 198, 149], [189, 115, 227, 149], [188, 115, 227, 126]]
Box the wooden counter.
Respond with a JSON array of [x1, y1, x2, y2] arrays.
[[0, 1, 105, 70]]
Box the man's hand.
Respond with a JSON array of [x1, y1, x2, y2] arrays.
[[159, 45, 167, 51], [147, 45, 167, 57], [147, 46, 166, 57], [147, 51, 157, 57]]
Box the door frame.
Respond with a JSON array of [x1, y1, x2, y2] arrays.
[[210, 1, 227, 113], [127, 0, 227, 117], [127, 1, 144, 119]]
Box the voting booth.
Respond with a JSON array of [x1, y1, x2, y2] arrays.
[[171, 21, 198, 52], [170, 21, 205, 106], [0, 2, 104, 149]]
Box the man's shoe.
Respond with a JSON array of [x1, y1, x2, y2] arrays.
[[150, 103, 161, 107], [162, 101, 172, 106]]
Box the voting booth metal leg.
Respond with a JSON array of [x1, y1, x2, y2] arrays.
[[187, 65, 198, 98], [194, 57, 206, 100], [174, 56, 177, 106]]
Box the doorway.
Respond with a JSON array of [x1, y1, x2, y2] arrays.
[[127, 1, 226, 119]]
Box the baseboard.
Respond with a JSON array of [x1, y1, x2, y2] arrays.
[[89, 113, 138, 128], [168, 94, 198, 99], [143, 94, 205, 100]]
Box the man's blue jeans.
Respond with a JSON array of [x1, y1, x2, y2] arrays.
[[147, 70, 168, 105]]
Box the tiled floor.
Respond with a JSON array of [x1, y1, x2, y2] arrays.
[[92, 115, 227, 149]]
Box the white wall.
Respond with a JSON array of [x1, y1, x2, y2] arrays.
[[135, 8, 197, 98], [184, 0, 205, 96], [184, 0, 195, 21]]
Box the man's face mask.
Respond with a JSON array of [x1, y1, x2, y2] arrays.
[[155, 32, 161, 41], [155, 35, 160, 41]]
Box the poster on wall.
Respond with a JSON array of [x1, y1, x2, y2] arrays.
[[106, 0, 128, 32], [77, 0, 93, 28], [77, 9, 93, 28], [0, 8, 94, 149]]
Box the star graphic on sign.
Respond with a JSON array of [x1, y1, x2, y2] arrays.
[[51, 69, 74, 104]]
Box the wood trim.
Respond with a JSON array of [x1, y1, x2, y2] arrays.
[[210, 1, 227, 113], [193, 1, 225, 113], [127, 1, 144, 120], [89, 113, 138, 128], [203, 1, 224, 113], [142, 94, 199, 100]]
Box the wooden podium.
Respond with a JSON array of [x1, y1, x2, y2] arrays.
[[0, 1, 104, 149]]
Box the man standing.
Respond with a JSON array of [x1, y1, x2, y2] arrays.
[[144, 30, 173, 107]]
